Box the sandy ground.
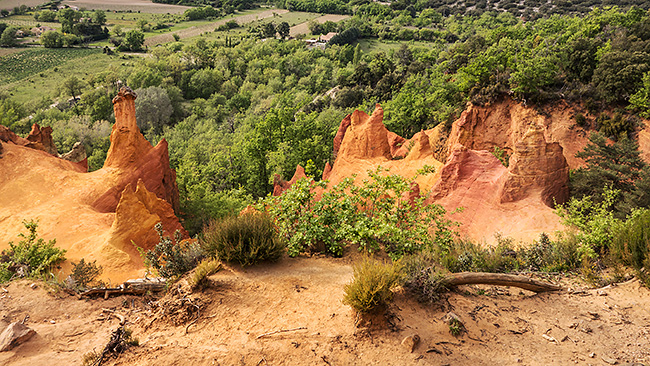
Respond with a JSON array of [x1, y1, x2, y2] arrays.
[[62, 0, 191, 14], [1, 256, 649, 366], [290, 14, 349, 37], [144, 9, 289, 46]]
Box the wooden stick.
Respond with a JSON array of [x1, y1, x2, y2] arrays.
[[256, 327, 307, 339], [443, 272, 562, 293]]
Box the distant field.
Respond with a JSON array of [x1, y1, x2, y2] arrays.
[[0, 15, 61, 30], [0, 48, 99, 86], [0, 48, 22, 58], [61, 0, 191, 14], [290, 14, 349, 37], [1, 51, 133, 104], [0, 0, 44, 10], [357, 38, 440, 54], [144, 8, 287, 46]]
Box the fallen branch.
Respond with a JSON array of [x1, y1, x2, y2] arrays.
[[443, 272, 562, 293], [256, 327, 307, 339], [102, 308, 125, 325]]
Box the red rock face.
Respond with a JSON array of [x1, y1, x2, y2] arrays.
[[500, 124, 570, 207], [332, 114, 351, 160], [92, 87, 180, 214]]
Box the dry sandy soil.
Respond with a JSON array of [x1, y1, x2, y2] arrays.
[[1, 256, 649, 366], [290, 14, 349, 37], [61, 0, 191, 14], [144, 9, 289, 46]]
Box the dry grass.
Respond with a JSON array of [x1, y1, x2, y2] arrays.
[[0, 0, 44, 10]]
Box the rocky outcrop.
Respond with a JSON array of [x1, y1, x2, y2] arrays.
[[0, 322, 36, 352], [337, 105, 392, 161], [60, 141, 88, 172], [92, 87, 180, 214], [108, 180, 186, 255], [273, 165, 307, 196], [404, 130, 432, 161], [500, 124, 569, 207], [332, 114, 351, 160], [26, 123, 57, 156]]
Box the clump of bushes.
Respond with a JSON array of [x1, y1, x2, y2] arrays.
[[202, 213, 284, 266], [0, 220, 66, 282], [343, 258, 403, 313], [261, 167, 455, 259]]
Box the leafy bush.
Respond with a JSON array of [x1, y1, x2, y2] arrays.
[[343, 258, 403, 313], [0, 220, 66, 282], [611, 208, 650, 284], [202, 213, 284, 266], [261, 167, 456, 259], [140, 223, 203, 280]]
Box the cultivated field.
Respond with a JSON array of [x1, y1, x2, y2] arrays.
[[289, 14, 349, 37], [0, 0, 44, 10], [61, 0, 191, 14], [144, 8, 288, 46]]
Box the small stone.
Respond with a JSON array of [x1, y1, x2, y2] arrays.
[[0, 322, 36, 351], [401, 334, 420, 353], [29, 283, 37, 289], [601, 356, 617, 365], [597, 290, 608, 296], [49, 320, 55, 324], [589, 352, 596, 358]]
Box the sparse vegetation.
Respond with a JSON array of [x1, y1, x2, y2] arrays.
[[0, 220, 66, 283], [202, 213, 284, 266], [189, 258, 222, 290], [139, 223, 203, 280], [66, 258, 104, 291], [343, 257, 403, 313]]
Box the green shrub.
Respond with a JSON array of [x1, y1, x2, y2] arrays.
[[401, 253, 448, 303], [343, 258, 403, 313], [439, 237, 518, 273], [261, 167, 456, 259], [202, 213, 284, 266], [66, 258, 103, 291], [140, 223, 203, 280], [574, 112, 587, 127], [611, 209, 650, 284], [0, 220, 66, 282]]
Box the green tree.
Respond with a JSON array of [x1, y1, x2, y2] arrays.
[[0, 26, 18, 47], [261, 22, 275, 38], [125, 29, 145, 51], [277, 21, 290, 39], [41, 30, 63, 48], [62, 76, 85, 101], [93, 10, 106, 25], [134, 86, 173, 136], [37, 10, 57, 22]]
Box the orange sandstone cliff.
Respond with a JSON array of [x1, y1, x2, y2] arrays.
[[275, 98, 585, 244], [0, 87, 185, 282]]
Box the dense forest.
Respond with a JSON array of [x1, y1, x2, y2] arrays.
[[2, 5, 650, 235]]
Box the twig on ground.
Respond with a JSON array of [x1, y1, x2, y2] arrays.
[[256, 327, 307, 339]]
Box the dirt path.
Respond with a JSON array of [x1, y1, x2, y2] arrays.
[[144, 9, 289, 46], [1, 258, 649, 365], [290, 14, 349, 37]]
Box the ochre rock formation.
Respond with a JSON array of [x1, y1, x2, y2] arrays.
[[108, 180, 186, 257], [500, 124, 569, 207], [92, 87, 180, 214], [0, 87, 186, 282], [273, 165, 307, 196], [60, 141, 88, 171], [275, 97, 583, 244], [26, 123, 57, 156], [337, 105, 392, 161]]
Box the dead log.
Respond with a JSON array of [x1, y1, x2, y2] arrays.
[[80, 277, 166, 298], [443, 272, 562, 293]]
